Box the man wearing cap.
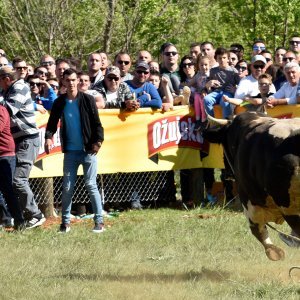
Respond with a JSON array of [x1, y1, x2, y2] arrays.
[[235, 55, 276, 100], [93, 66, 133, 109], [0, 66, 45, 228], [125, 62, 162, 110]]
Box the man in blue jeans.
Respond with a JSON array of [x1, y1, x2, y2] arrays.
[[0, 66, 45, 228], [45, 68, 104, 233]]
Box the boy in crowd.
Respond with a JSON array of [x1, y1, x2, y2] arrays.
[[204, 47, 240, 118], [223, 73, 274, 113]]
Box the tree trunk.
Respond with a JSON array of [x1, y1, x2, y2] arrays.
[[103, 0, 117, 53]]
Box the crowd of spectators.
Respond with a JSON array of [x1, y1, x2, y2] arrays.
[[0, 34, 300, 230]]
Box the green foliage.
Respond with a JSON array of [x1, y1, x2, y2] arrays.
[[0, 0, 299, 64], [0, 208, 299, 299]]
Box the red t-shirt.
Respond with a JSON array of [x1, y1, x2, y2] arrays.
[[0, 105, 15, 157]]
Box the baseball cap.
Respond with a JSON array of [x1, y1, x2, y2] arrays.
[[251, 55, 267, 65], [0, 66, 15, 77], [105, 66, 121, 77], [135, 61, 149, 70]]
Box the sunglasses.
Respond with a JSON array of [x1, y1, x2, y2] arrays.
[[117, 60, 130, 65], [259, 82, 270, 87], [136, 70, 149, 75], [164, 51, 178, 56], [265, 58, 272, 62], [107, 77, 119, 81], [37, 70, 48, 76], [236, 66, 247, 71], [29, 82, 41, 87], [289, 40, 300, 45], [253, 64, 265, 69], [253, 46, 266, 51], [16, 66, 28, 71], [182, 63, 194, 68], [283, 57, 295, 62], [50, 84, 59, 89], [0, 53, 5, 57], [41, 61, 55, 66], [0, 63, 8, 67]]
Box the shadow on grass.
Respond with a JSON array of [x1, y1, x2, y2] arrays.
[[56, 267, 230, 283]]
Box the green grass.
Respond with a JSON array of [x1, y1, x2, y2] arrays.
[[0, 208, 300, 300]]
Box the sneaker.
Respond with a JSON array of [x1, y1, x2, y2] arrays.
[[59, 223, 71, 233], [92, 223, 105, 233], [26, 215, 46, 229]]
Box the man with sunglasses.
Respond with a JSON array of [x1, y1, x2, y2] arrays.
[[0, 66, 45, 228], [40, 55, 56, 78], [12, 57, 28, 80], [114, 52, 133, 82], [289, 34, 300, 56], [93, 66, 132, 109], [125, 62, 162, 111], [235, 55, 276, 100], [160, 42, 181, 96], [252, 39, 266, 56]]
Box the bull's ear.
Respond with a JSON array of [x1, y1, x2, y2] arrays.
[[202, 126, 226, 144]]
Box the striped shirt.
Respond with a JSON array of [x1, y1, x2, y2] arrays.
[[3, 79, 39, 140]]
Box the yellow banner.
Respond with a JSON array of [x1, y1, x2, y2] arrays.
[[31, 105, 300, 178], [32, 106, 223, 177]]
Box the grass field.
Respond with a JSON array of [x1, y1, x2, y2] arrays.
[[0, 207, 299, 300]]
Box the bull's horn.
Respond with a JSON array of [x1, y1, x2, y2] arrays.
[[205, 110, 229, 126]]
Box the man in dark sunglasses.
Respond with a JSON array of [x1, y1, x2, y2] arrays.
[[40, 54, 56, 78], [12, 57, 28, 80], [114, 52, 133, 82], [125, 62, 162, 111], [160, 42, 181, 96], [235, 55, 276, 100], [252, 39, 266, 56], [289, 34, 300, 55]]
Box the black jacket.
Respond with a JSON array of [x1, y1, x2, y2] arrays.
[[45, 91, 104, 152]]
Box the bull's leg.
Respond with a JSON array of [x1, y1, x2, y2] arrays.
[[242, 202, 285, 261]]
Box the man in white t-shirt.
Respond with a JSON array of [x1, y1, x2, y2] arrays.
[[234, 55, 276, 100], [267, 62, 300, 107]]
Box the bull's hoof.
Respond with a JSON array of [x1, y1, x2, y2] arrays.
[[265, 245, 285, 261]]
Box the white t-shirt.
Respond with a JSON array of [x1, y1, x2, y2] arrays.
[[234, 74, 276, 99], [106, 90, 118, 104], [270, 82, 298, 104]]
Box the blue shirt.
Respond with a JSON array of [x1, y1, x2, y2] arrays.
[[125, 81, 162, 108], [64, 98, 83, 151]]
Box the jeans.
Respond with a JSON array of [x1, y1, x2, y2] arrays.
[[61, 151, 103, 225], [204, 91, 233, 118], [0, 156, 24, 224], [14, 136, 42, 220]]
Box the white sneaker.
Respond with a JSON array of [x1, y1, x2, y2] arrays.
[[26, 215, 46, 229]]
